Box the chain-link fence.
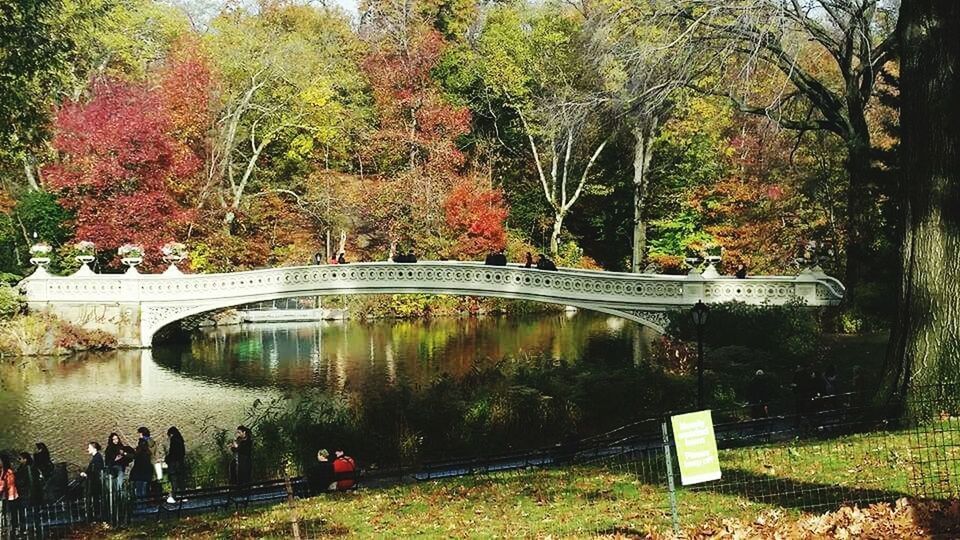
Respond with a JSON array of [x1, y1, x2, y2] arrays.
[[1, 386, 958, 538]]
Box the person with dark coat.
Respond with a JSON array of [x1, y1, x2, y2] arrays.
[[104, 433, 133, 487], [735, 263, 748, 279], [745, 370, 773, 419], [165, 427, 187, 503], [337, 252, 347, 264], [229, 426, 253, 487], [79, 442, 105, 505], [15, 453, 41, 507], [535, 254, 557, 271], [306, 449, 334, 494], [524, 252, 534, 268], [128, 439, 154, 499], [32, 443, 52, 481], [313, 252, 323, 265]]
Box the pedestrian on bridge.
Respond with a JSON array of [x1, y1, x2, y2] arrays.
[[536, 254, 557, 271]]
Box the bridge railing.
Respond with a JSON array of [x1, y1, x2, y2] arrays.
[[19, 262, 844, 312]]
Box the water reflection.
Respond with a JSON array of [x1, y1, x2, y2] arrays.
[[0, 313, 653, 464]]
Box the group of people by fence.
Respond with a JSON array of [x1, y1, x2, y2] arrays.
[[0, 425, 190, 522]]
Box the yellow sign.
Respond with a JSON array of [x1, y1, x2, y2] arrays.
[[671, 410, 721, 485]]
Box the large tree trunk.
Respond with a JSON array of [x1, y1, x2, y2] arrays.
[[23, 155, 40, 191], [631, 119, 657, 273], [884, 0, 960, 403], [843, 140, 873, 299], [550, 211, 564, 257]]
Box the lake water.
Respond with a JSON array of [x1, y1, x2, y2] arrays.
[[0, 312, 654, 465]]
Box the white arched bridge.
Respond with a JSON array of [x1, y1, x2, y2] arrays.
[[20, 262, 844, 347]]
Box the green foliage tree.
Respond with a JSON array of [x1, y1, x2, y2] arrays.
[[683, 0, 899, 297], [204, 3, 367, 231], [471, 3, 610, 256], [0, 0, 75, 189], [14, 190, 73, 248]]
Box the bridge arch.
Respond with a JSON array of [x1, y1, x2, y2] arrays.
[[146, 290, 672, 343], [19, 261, 843, 347]]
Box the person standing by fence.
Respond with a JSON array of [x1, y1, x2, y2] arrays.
[[32, 443, 52, 481], [229, 426, 253, 487], [15, 454, 40, 508], [129, 439, 153, 498], [104, 433, 133, 488], [80, 442, 105, 518], [165, 427, 187, 504], [0, 455, 20, 532]]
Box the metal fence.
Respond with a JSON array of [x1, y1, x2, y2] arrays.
[[583, 385, 960, 535], [1, 386, 958, 538]]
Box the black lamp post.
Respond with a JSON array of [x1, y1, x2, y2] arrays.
[[691, 300, 710, 409]]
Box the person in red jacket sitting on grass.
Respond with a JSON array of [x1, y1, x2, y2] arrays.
[[331, 449, 356, 491]]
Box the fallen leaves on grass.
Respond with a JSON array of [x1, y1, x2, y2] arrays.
[[689, 498, 960, 539]]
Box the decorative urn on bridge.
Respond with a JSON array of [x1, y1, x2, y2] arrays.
[[161, 242, 188, 274], [118, 243, 144, 273], [29, 242, 53, 271], [73, 240, 96, 275]]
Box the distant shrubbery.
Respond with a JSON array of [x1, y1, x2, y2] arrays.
[[665, 300, 821, 362], [0, 284, 21, 319], [0, 312, 117, 356], [655, 301, 824, 409]]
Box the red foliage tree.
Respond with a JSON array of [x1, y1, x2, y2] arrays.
[[362, 29, 471, 177], [361, 29, 473, 251], [695, 115, 834, 274], [157, 38, 215, 154], [44, 79, 200, 266], [443, 178, 508, 257]]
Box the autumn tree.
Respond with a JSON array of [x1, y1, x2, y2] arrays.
[[204, 3, 366, 231], [473, 3, 609, 257], [884, 0, 960, 400], [360, 3, 473, 252], [443, 177, 509, 257], [588, 1, 711, 271], [43, 79, 199, 266], [682, 0, 899, 296]]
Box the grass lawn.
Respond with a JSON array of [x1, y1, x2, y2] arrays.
[[87, 423, 960, 539]]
